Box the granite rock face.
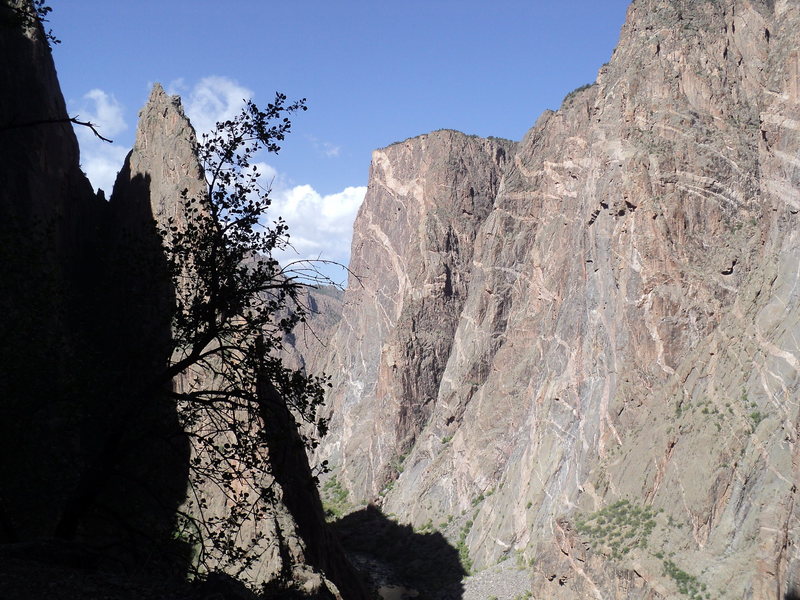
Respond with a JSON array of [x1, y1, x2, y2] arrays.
[[111, 84, 206, 228], [316, 1, 800, 598], [316, 131, 514, 500], [280, 285, 345, 376]]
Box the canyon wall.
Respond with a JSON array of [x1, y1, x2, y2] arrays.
[[318, 131, 514, 498], [317, 0, 800, 597], [0, 3, 362, 597], [0, 0, 109, 543]]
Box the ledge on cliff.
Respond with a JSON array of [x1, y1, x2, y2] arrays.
[[383, 128, 516, 150]]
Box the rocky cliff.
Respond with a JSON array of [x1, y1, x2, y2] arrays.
[[316, 1, 800, 598], [0, 3, 364, 597], [0, 0, 108, 543], [318, 131, 514, 499], [280, 285, 345, 376]]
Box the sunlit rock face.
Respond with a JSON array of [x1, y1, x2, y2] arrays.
[[280, 285, 345, 376], [316, 0, 800, 597], [316, 130, 514, 500]]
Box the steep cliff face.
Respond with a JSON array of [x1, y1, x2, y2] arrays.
[[112, 84, 206, 227], [0, 1, 96, 223], [0, 0, 107, 542], [317, 131, 514, 500], [280, 285, 345, 376], [318, 0, 800, 598]]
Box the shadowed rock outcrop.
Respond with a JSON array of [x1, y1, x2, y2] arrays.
[[108, 83, 367, 598], [1, 0, 190, 576], [331, 505, 465, 599], [0, 2, 367, 597]]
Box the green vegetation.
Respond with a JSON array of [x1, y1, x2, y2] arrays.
[[673, 392, 767, 437], [662, 559, 709, 599], [387, 130, 514, 148], [379, 479, 395, 497], [457, 518, 475, 574], [3, 0, 60, 47], [574, 500, 657, 560], [562, 82, 595, 104], [391, 451, 409, 474], [665, 514, 683, 530], [2, 4, 346, 587], [575, 501, 716, 598], [486, 135, 515, 143], [675, 400, 686, 418], [470, 487, 495, 508], [417, 518, 435, 533], [152, 91, 351, 580], [743, 389, 766, 430], [321, 475, 352, 520]]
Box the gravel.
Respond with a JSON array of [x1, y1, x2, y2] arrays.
[[461, 557, 532, 600]]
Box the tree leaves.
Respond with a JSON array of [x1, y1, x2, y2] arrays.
[[158, 94, 330, 584]]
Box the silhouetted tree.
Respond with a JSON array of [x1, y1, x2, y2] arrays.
[[159, 96, 339, 582]]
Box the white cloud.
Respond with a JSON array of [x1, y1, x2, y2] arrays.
[[79, 89, 127, 136], [72, 89, 129, 195], [322, 143, 341, 157], [251, 161, 280, 187], [80, 145, 129, 197], [183, 76, 254, 136], [268, 184, 367, 282], [307, 134, 341, 158], [165, 77, 186, 96], [68, 78, 366, 280], [177, 78, 362, 277], [70, 78, 255, 195]]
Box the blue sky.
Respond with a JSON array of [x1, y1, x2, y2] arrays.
[[49, 1, 630, 283]]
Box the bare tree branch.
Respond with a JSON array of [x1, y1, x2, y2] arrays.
[[0, 115, 113, 142]]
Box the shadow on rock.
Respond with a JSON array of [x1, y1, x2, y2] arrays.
[[330, 505, 465, 600]]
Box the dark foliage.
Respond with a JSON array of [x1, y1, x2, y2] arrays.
[[159, 95, 338, 582], [0, 0, 59, 47]]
